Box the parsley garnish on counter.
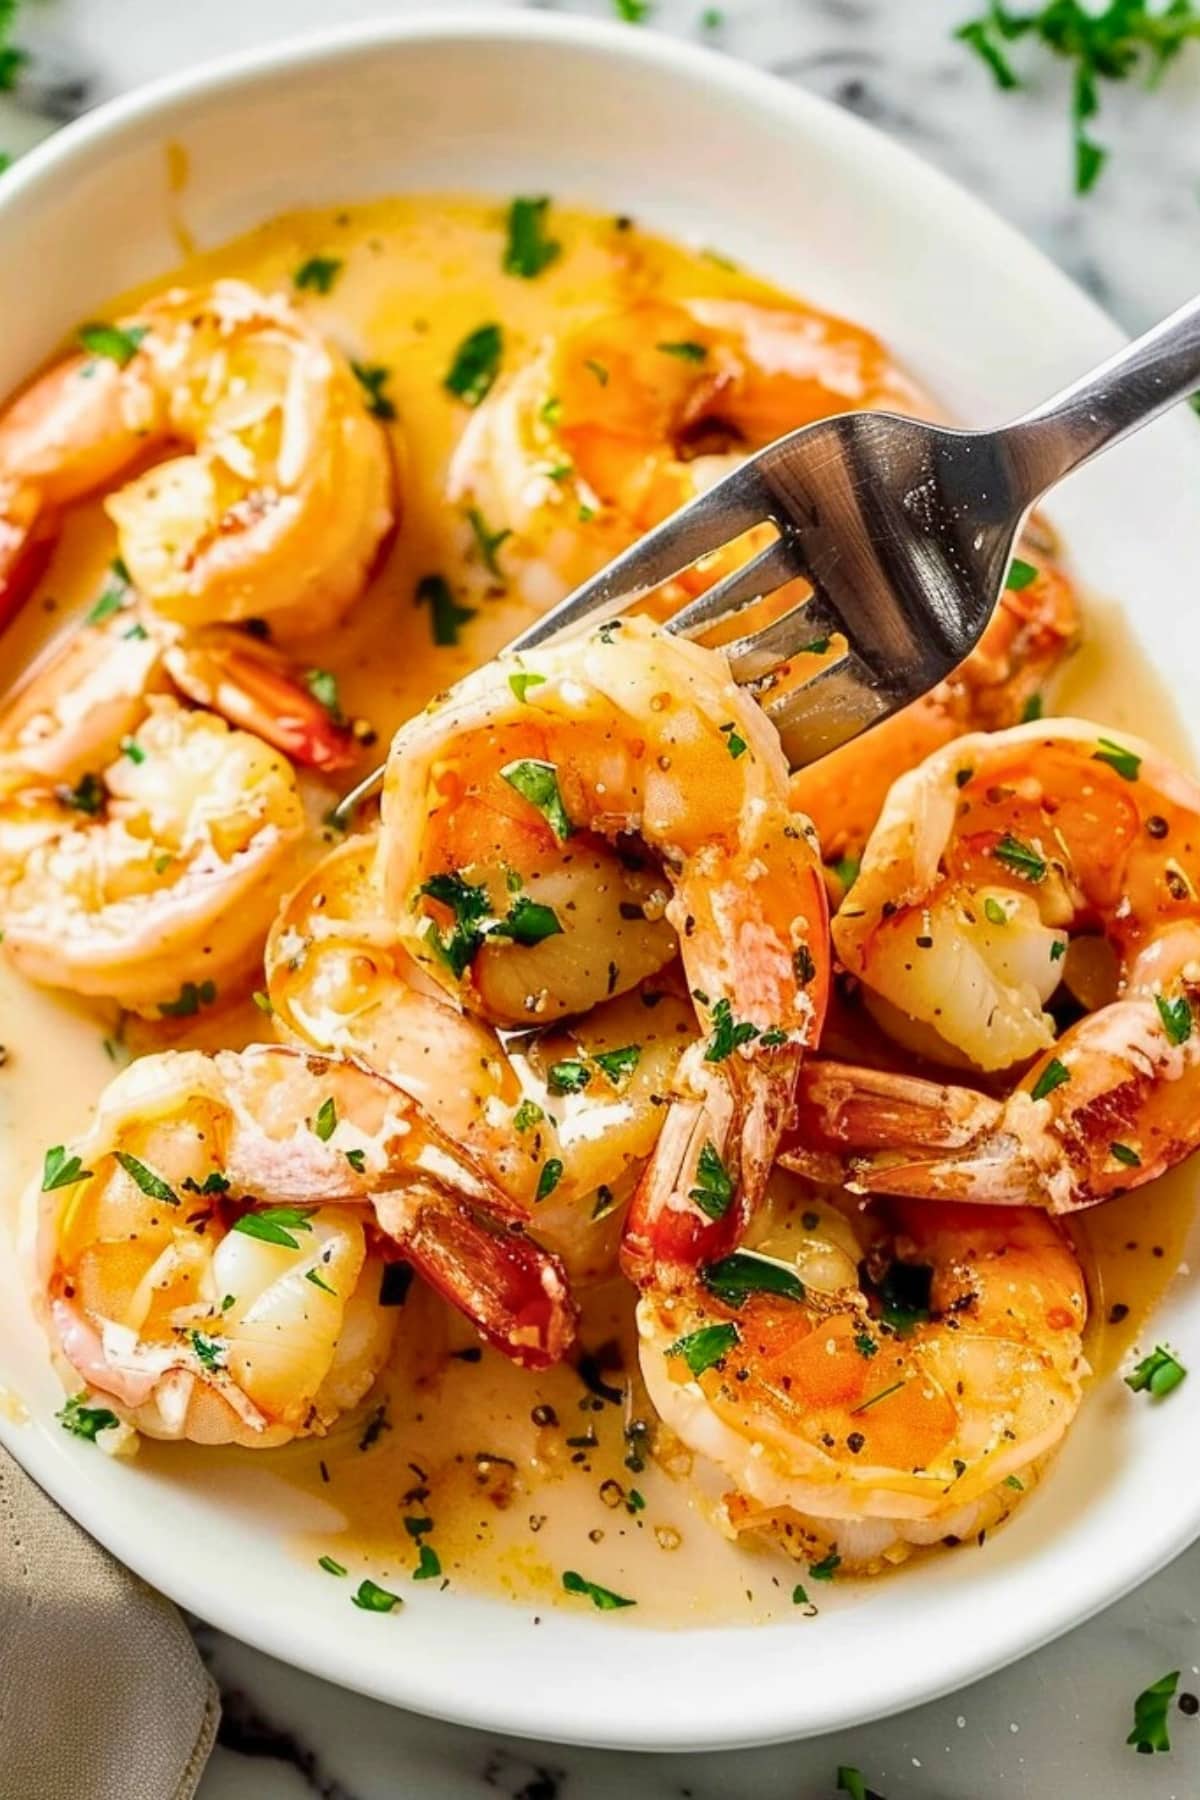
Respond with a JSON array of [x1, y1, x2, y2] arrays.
[[955, 2, 1200, 194], [1127, 1668, 1179, 1753]]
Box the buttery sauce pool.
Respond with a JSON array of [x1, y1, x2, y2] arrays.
[[0, 197, 1192, 1626]]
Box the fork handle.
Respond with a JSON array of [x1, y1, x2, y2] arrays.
[[999, 290, 1200, 504]]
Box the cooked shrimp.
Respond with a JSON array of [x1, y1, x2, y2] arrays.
[[789, 557, 1081, 867], [638, 1191, 1086, 1572], [40, 1044, 576, 1443], [378, 615, 830, 1281], [815, 718, 1200, 1211], [265, 836, 697, 1280], [0, 279, 395, 637], [0, 697, 305, 1011], [448, 295, 923, 604]]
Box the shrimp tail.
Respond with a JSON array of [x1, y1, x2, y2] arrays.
[[399, 1197, 578, 1370], [790, 1061, 1004, 1154], [163, 629, 359, 772]]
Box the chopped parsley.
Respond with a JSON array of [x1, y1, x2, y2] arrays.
[[318, 1554, 348, 1577], [1110, 1141, 1142, 1168], [252, 990, 274, 1015], [593, 1043, 641, 1086], [791, 1584, 809, 1606], [656, 339, 707, 362], [690, 1141, 735, 1220], [1022, 692, 1045, 723], [232, 1204, 318, 1250], [809, 1552, 841, 1580], [419, 871, 491, 978], [59, 772, 105, 815], [1125, 1344, 1187, 1399], [993, 833, 1047, 883], [416, 572, 475, 647], [701, 1249, 806, 1308], [720, 723, 748, 759], [508, 669, 546, 703], [444, 322, 503, 407], [1005, 557, 1038, 591], [983, 895, 1009, 926], [548, 1058, 591, 1095], [850, 1378, 907, 1416], [667, 1321, 739, 1377], [536, 1158, 564, 1201], [293, 256, 343, 294], [1128, 1669, 1180, 1754], [304, 668, 343, 723], [351, 1578, 402, 1613], [704, 997, 760, 1063], [157, 980, 217, 1018], [306, 1268, 337, 1296], [501, 758, 574, 841], [513, 1099, 545, 1133], [181, 1172, 230, 1196], [561, 1570, 636, 1609], [503, 196, 561, 279], [120, 736, 145, 764], [955, 0, 1200, 194], [78, 321, 147, 367], [113, 1152, 178, 1205], [412, 1544, 442, 1581], [490, 895, 563, 947], [833, 855, 860, 892], [612, 0, 650, 19], [854, 1331, 878, 1359], [1093, 736, 1141, 781], [349, 360, 396, 421], [1157, 993, 1193, 1046], [57, 1394, 120, 1442], [312, 1097, 337, 1142], [41, 1146, 92, 1192], [344, 1148, 366, 1174], [85, 560, 133, 626], [190, 1331, 227, 1372], [468, 506, 512, 577], [1031, 1056, 1070, 1102]]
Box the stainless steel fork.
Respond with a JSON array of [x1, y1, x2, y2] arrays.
[[337, 291, 1200, 819]]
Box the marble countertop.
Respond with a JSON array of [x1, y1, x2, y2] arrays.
[[5, 2, 1200, 1795]]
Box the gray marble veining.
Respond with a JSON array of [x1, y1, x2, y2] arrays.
[[3, 2, 1200, 1795]]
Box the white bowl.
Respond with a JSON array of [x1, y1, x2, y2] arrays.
[[2, 9, 1200, 1753]]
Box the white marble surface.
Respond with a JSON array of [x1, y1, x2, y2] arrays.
[[5, 2, 1200, 1795]]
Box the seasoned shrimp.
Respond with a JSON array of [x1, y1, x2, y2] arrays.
[[0, 279, 395, 637], [265, 836, 697, 1280], [40, 1045, 577, 1444], [0, 697, 305, 1011], [449, 296, 923, 603], [789, 557, 1081, 868], [378, 615, 830, 1282], [638, 1191, 1086, 1572], [814, 718, 1200, 1211]]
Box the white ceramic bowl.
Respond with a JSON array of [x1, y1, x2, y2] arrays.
[[2, 9, 1200, 1752]]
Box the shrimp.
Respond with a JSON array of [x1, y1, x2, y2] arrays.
[[0, 279, 395, 638], [265, 836, 698, 1281], [0, 599, 357, 787], [448, 295, 923, 604], [377, 614, 830, 1282], [0, 697, 306, 1011], [638, 1189, 1086, 1572], [812, 718, 1200, 1212], [39, 1044, 577, 1445], [789, 557, 1081, 868]]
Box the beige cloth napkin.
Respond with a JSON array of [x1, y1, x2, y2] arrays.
[[0, 1445, 219, 1800]]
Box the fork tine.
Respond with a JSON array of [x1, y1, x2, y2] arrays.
[[721, 593, 841, 683], [762, 651, 893, 769], [508, 461, 773, 652], [665, 534, 801, 639]]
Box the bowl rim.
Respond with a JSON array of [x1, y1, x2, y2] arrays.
[[4, 5, 1200, 1753]]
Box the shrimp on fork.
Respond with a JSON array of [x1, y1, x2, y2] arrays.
[[39, 1044, 577, 1446], [638, 1190, 1086, 1572], [798, 718, 1200, 1212], [377, 615, 830, 1284]]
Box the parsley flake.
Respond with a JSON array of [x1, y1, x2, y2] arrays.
[[312, 1097, 337, 1142], [501, 758, 574, 841], [536, 1158, 564, 1201], [57, 1394, 120, 1442], [1125, 1345, 1187, 1399], [78, 322, 147, 367], [41, 1146, 93, 1192], [668, 1321, 740, 1377], [690, 1141, 735, 1220], [1093, 736, 1142, 781], [351, 1578, 402, 1613], [294, 256, 343, 294], [1031, 1056, 1070, 1102], [503, 197, 561, 279], [113, 1151, 178, 1205], [1128, 1669, 1180, 1754], [233, 1204, 318, 1250], [701, 1249, 806, 1308], [444, 322, 503, 407], [561, 1569, 636, 1609], [416, 573, 475, 647], [993, 833, 1047, 883], [350, 361, 396, 421]]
